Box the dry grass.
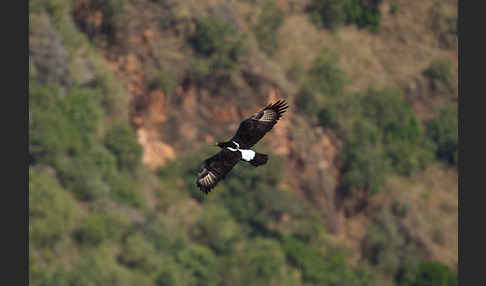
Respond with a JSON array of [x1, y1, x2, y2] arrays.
[[373, 164, 458, 269], [275, 0, 457, 93]]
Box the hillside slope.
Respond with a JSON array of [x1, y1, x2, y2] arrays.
[[29, 0, 458, 285]]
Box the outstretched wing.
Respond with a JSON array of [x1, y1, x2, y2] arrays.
[[196, 149, 242, 194], [231, 99, 288, 149]]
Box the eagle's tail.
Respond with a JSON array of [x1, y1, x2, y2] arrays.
[[250, 153, 268, 167]]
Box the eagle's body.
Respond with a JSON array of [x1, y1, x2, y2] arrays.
[[196, 99, 288, 194]]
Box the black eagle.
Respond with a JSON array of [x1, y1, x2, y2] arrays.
[[196, 99, 288, 194]]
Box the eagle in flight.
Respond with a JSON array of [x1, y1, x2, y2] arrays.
[[196, 99, 288, 194]]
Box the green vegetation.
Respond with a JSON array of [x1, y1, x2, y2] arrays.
[[308, 50, 348, 96], [345, 0, 382, 32], [339, 88, 433, 193], [74, 213, 128, 247], [29, 84, 101, 165], [295, 49, 347, 116], [29, 0, 457, 285], [390, 1, 399, 15], [254, 0, 285, 56], [104, 123, 142, 171], [29, 80, 143, 205], [294, 52, 433, 193], [309, 0, 382, 32], [29, 169, 76, 248], [309, 0, 348, 30], [396, 261, 458, 286], [190, 18, 245, 76], [283, 236, 377, 285], [190, 205, 241, 255], [426, 107, 458, 166]]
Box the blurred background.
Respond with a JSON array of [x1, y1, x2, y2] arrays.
[[29, 0, 458, 285]]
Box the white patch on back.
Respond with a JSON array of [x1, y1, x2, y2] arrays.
[[227, 142, 255, 161], [240, 149, 256, 161]]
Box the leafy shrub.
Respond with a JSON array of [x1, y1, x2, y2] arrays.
[[62, 87, 103, 139], [423, 59, 455, 93], [56, 154, 111, 201], [390, 1, 399, 15], [29, 84, 102, 164], [93, 143, 143, 208], [30, 267, 75, 286], [282, 236, 375, 285], [105, 171, 145, 208], [297, 76, 431, 195], [176, 244, 220, 286], [119, 233, 161, 274], [216, 155, 283, 227], [104, 122, 142, 171], [188, 17, 246, 89], [363, 220, 402, 275], [155, 269, 177, 286], [363, 207, 428, 280], [29, 169, 76, 248], [295, 50, 347, 117], [309, 0, 348, 30], [254, 0, 285, 56], [341, 120, 389, 194], [308, 49, 348, 96], [338, 87, 433, 193], [190, 205, 241, 254], [309, 0, 382, 31], [74, 214, 108, 247], [253, 187, 325, 242], [295, 86, 320, 115], [29, 84, 70, 164], [231, 238, 287, 286], [344, 0, 382, 32], [190, 18, 245, 69], [359, 87, 433, 175], [70, 246, 153, 286], [426, 107, 458, 165], [30, 66, 141, 204], [74, 213, 128, 247], [317, 106, 339, 128], [397, 261, 458, 286]]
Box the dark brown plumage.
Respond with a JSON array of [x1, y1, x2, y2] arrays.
[[196, 148, 241, 194], [230, 99, 288, 149]]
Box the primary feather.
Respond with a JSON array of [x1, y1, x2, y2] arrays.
[[196, 148, 241, 194], [230, 99, 288, 149]]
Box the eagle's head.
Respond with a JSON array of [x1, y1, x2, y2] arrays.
[[216, 142, 226, 148]]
